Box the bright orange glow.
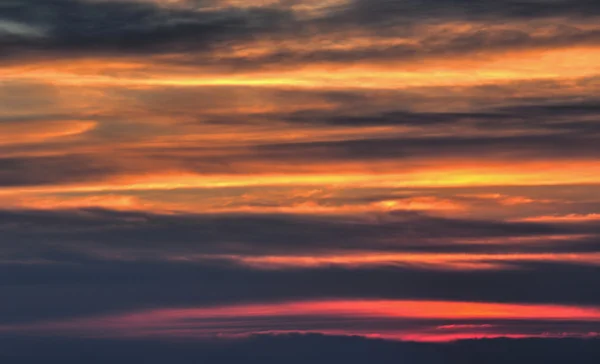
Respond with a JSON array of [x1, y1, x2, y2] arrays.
[[3, 300, 599, 342], [145, 300, 600, 320], [0, 160, 599, 196], [4, 47, 600, 88], [224, 252, 600, 270], [520, 214, 600, 222]]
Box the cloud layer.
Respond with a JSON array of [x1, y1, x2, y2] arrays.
[[1, 0, 600, 358]]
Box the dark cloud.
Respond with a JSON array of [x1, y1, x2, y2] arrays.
[[0, 208, 587, 259], [1, 0, 600, 66], [226, 99, 600, 161], [273, 99, 600, 128], [254, 132, 600, 162], [0, 155, 120, 186], [280, 109, 506, 126], [1, 253, 600, 322], [328, 0, 600, 27], [0, 208, 598, 323], [1, 333, 600, 364], [498, 100, 600, 117], [0, 0, 294, 58]]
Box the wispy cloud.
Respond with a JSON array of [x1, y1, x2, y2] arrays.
[[1, 0, 599, 356]]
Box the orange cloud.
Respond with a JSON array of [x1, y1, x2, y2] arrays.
[[4, 299, 600, 342], [0, 120, 96, 145], [520, 214, 600, 222], [2, 159, 598, 193], [4, 46, 600, 89], [224, 252, 600, 270]]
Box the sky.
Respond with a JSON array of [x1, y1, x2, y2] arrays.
[[1, 0, 600, 362]]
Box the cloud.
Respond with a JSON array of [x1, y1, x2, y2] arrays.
[[2, 1, 600, 355], [0, 155, 121, 186], [1, 242, 600, 322], [1, 93, 600, 188], [0, 208, 590, 260], [0, 0, 294, 58], [2, 0, 600, 70], [0, 119, 96, 145], [254, 133, 600, 162], [325, 0, 600, 27], [271, 99, 600, 128], [2, 334, 600, 364], [2, 299, 600, 342]]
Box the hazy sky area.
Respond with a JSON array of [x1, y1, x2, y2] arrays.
[[1, 0, 600, 362]]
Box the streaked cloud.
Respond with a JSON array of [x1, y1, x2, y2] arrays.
[[1, 0, 599, 358], [4, 299, 600, 342]]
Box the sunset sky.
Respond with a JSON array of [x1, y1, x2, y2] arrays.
[[1, 0, 600, 362]]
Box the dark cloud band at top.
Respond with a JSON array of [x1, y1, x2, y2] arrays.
[[1, 0, 600, 66]]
